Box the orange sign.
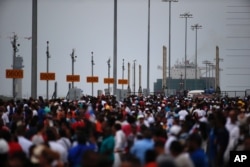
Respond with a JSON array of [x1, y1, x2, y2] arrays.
[[6, 69, 23, 79], [86, 76, 99, 83], [66, 75, 80, 82], [118, 79, 128, 84], [40, 72, 55, 80], [104, 78, 114, 84]]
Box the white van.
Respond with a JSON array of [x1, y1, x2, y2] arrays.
[[187, 90, 204, 98]]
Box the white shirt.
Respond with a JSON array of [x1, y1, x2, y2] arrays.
[[164, 135, 177, 155], [224, 119, 240, 163], [57, 137, 72, 151], [114, 130, 126, 152], [32, 110, 38, 117], [175, 152, 194, 167], [178, 109, 189, 119], [48, 141, 68, 163], [1, 113, 9, 125], [17, 136, 33, 157]]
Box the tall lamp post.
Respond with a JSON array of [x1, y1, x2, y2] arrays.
[[180, 12, 192, 90], [133, 60, 136, 95], [191, 24, 202, 89], [11, 34, 19, 101], [107, 58, 111, 95], [91, 52, 95, 96], [46, 41, 50, 100], [113, 0, 117, 95], [162, 0, 178, 92], [70, 49, 76, 88], [122, 59, 125, 93], [146, 0, 151, 96]]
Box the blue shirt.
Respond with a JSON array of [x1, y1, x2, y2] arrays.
[[130, 139, 154, 165], [190, 148, 208, 167], [68, 143, 96, 167]]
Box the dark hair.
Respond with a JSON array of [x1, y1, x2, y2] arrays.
[[113, 123, 121, 131], [188, 133, 202, 147], [170, 140, 184, 154]]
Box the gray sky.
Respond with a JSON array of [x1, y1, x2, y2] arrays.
[[0, 0, 250, 97]]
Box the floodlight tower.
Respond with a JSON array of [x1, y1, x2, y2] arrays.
[[180, 12, 193, 90], [91, 51, 95, 96], [162, 0, 178, 92], [46, 41, 51, 100], [70, 49, 76, 88], [191, 24, 202, 89], [107, 58, 111, 95]]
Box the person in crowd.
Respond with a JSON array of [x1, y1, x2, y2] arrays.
[[214, 111, 229, 167], [170, 140, 194, 167], [0, 139, 9, 167], [130, 128, 154, 165], [164, 125, 181, 154], [68, 129, 96, 167], [187, 133, 208, 167], [16, 124, 33, 157], [113, 122, 127, 167], [100, 126, 115, 166]]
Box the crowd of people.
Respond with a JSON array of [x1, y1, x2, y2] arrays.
[[0, 93, 250, 167]]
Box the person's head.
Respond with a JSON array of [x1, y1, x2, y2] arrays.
[[187, 133, 202, 152], [228, 108, 238, 123], [46, 127, 58, 141], [170, 140, 184, 157], [120, 154, 141, 167], [145, 149, 157, 164], [243, 135, 250, 151]]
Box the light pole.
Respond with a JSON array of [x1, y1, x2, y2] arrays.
[[122, 59, 125, 93], [191, 24, 202, 89], [107, 58, 111, 95], [133, 60, 136, 95], [202, 60, 211, 90], [180, 12, 192, 90], [46, 41, 50, 100], [70, 49, 76, 88], [11, 34, 19, 101], [91, 51, 95, 96], [146, 0, 151, 96], [162, 0, 178, 92], [113, 0, 117, 95]]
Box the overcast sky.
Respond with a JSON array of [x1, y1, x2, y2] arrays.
[[0, 0, 250, 98]]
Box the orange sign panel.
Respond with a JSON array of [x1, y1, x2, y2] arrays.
[[66, 75, 80, 82], [118, 79, 128, 85], [6, 69, 23, 79], [86, 76, 99, 83], [104, 78, 114, 84], [40, 72, 55, 80]]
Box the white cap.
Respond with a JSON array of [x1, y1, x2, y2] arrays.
[[0, 139, 9, 154], [169, 125, 181, 136]]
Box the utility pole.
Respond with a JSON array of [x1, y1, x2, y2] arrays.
[[70, 49, 76, 88], [138, 64, 142, 96], [180, 12, 193, 90], [46, 41, 50, 100], [133, 60, 136, 95], [215, 46, 223, 89], [162, 0, 178, 93], [127, 62, 131, 96], [202, 60, 211, 90], [122, 59, 125, 93], [31, 0, 38, 99], [91, 52, 95, 96], [107, 58, 111, 95], [191, 24, 202, 89], [113, 0, 117, 95], [146, 0, 151, 96], [11, 34, 19, 101]]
